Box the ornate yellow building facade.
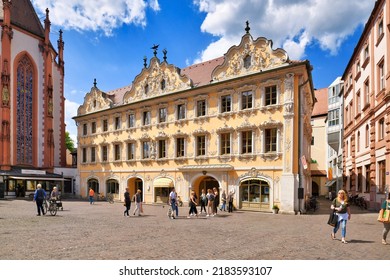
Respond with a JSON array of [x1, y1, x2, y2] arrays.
[[74, 28, 315, 213]]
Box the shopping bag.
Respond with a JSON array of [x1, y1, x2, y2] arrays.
[[327, 211, 338, 227], [378, 209, 390, 223]]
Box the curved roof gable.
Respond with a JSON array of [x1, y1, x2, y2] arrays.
[[123, 57, 193, 104], [77, 86, 113, 115], [211, 33, 289, 83]]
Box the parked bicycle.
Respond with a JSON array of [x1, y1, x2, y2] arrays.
[[348, 194, 359, 205], [305, 196, 319, 212], [355, 196, 368, 210], [96, 192, 114, 204], [43, 197, 57, 216]]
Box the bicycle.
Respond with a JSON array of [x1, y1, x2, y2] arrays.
[[97, 192, 114, 204], [305, 197, 319, 212], [43, 198, 57, 216]]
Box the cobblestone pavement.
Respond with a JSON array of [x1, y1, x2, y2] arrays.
[[0, 197, 389, 260]]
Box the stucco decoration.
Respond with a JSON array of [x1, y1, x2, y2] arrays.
[[77, 86, 113, 115], [211, 34, 289, 82], [123, 57, 193, 103]]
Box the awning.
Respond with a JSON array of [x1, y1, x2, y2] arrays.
[[311, 170, 327, 176], [8, 176, 69, 181], [325, 179, 336, 187], [153, 178, 173, 188]]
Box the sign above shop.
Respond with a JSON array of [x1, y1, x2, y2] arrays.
[[21, 169, 46, 175]]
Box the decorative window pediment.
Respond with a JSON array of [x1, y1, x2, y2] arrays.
[[123, 57, 193, 103], [259, 118, 283, 129], [192, 128, 210, 136], [172, 130, 188, 138], [155, 131, 168, 139], [211, 34, 289, 83], [216, 123, 235, 134], [236, 120, 257, 131], [139, 133, 152, 141]]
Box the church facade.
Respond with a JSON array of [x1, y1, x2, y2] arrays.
[[0, 0, 67, 198], [75, 25, 315, 213]]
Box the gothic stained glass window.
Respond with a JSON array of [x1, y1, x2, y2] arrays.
[[17, 56, 34, 165]]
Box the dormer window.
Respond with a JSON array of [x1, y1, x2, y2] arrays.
[[244, 55, 251, 69], [161, 79, 166, 90]]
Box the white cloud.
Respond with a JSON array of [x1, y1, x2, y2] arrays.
[[32, 0, 160, 36], [193, 0, 373, 61], [65, 99, 80, 145]]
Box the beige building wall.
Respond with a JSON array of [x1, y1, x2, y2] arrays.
[[310, 116, 328, 196], [75, 31, 315, 213]]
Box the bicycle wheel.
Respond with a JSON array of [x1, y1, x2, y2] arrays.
[[107, 194, 114, 204], [43, 200, 48, 214], [49, 203, 57, 216]]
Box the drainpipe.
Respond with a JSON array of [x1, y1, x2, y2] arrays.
[[298, 75, 311, 214]]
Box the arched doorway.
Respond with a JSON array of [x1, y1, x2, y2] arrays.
[[87, 179, 99, 196], [195, 176, 219, 199], [127, 178, 143, 201], [106, 179, 119, 199], [239, 179, 270, 210]]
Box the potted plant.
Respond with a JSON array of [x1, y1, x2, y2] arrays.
[[272, 204, 279, 214]]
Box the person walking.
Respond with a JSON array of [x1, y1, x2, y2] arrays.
[[187, 190, 198, 218], [330, 189, 351, 244], [213, 187, 219, 215], [380, 192, 390, 245], [200, 189, 207, 214], [169, 187, 177, 219], [33, 184, 46, 216], [227, 190, 234, 213], [133, 189, 142, 216], [220, 190, 227, 211], [89, 188, 95, 205], [206, 189, 215, 217], [123, 187, 131, 217], [175, 191, 180, 217]]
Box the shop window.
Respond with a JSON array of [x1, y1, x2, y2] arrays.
[[240, 179, 270, 205]]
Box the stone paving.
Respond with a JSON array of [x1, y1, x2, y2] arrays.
[[0, 197, 389, 260]]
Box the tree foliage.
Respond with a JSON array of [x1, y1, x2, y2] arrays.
[[65, 131, 75, 152]]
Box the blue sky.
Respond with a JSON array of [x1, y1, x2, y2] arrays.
[[31, 0, 374, 143]]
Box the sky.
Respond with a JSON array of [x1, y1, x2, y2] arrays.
[[30, 0, 375, 144]]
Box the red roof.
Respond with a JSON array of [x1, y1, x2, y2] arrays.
[[181, 57, 224, 87], [312, 88, 328, 117]]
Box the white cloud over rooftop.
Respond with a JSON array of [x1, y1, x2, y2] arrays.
[[193, 0, 373, 61]]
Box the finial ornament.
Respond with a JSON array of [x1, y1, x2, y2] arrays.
[[143, 56, 147, 68], [93, 78, 97, 88], [245, 20, 250, 34], [163, 49, 167, 62], [151, 44, 159, 57]]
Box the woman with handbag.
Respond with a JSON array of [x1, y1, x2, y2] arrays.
[[380, 193, 390, 245], [330, 189, 351, 244]]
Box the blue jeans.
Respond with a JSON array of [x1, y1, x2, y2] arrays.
[[333, 219, 347, 238], [89, 196, 94, 204], [171, 199, 178, 216]]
